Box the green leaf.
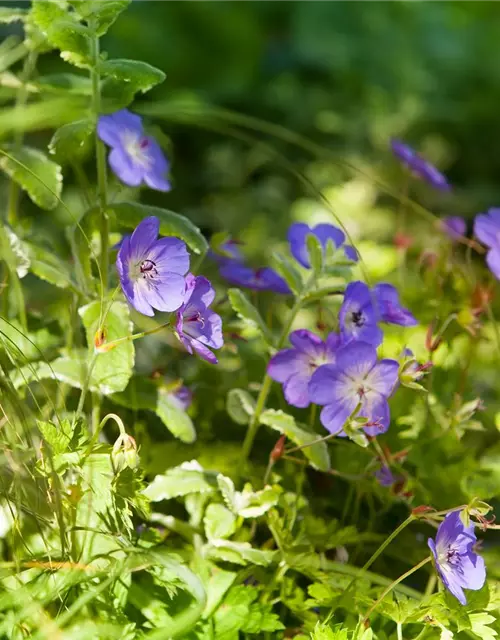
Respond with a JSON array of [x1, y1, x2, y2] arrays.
[[470, 613, 497, 640], [108, 202, 208, 256], [271, 251, 303, 295], [143, 462, 217, 501], [0, 319, 59, 364], [100, 59, 165, 92], [0, 7, 28, 23], [70, 0, 131, 36], [36, 73, 92, 96], [24, 242, 77, 290], [9, 351, 87, 390], [203, 503, 237, 540], [48, 118, 93, 162], [302, 284, 345, 304], [112, 377, 196, 443], [226, 388, 255, 425], [208, 540, 276, 567], [260, 409, 331, 471], [79, 300, 135, 395], [156, 388, 196, 444], [37, 418, 75, 456], [31, 3, 91, 68], [306, 232, 324, 274], [0, 146, 62, 210], [5, 228, 30, 278], [217, 474, 281, 518], [227, 288, 273, 344]]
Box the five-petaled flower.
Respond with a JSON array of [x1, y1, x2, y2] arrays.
[[373, 283, 418, 326], [98, 109, 171, 191], [428, 510, 486, 605], [267, 330, 340, 408], [309, 341, 399, 436], [474, 208, 500, 280], [391, 139, 451, 191], [175, 274, 223, 364], [219, 263, 290, 294], [339, 282, 383, 347], [116, 216, 189, 316], [288, 222, 358, 268]]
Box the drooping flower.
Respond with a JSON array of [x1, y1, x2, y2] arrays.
[[391, 139, 451, 191], [98, 109, 171, 191], [116, 217, 189, 316], [309, 341, 399, 436], [288, 222, 358, 268], [267, 330, 340, 408], [474, 208, 500, 280], [375, 465, 395, 487], [442, 216, 466, 241], [373, 283, 418, 327], [219, 262, 291, 294], [339, 282, 383, 347], [428, 510, 486, 605], [175, 274, 223, 364]]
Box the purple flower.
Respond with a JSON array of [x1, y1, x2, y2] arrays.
[[98, 109, 171, 191], [219, 263, 291, 295], [373, 283, 418, 327], [210, 239, 244, 265], [474, 208, 500, 279], [391, 139, 451, 191], [116, 217, 189, 316], [428, 510, 486, 605], [375, 465, 395, 487], [339, 282, 383, 347], [167, 384, 193, 411], [175, 274, 223, 364], [442, 216, 466, 240], [267, 330, 340, 408], [288, 222, 358, 268], [309, 342, 399, 436]]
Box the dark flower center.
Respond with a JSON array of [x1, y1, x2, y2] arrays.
[[139, 137, 149, 150], [186, 311, 205, 327], [140, 259, 158, 279], [351, 310, 365, 327]]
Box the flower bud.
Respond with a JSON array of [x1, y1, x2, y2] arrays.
[[270, 435, 286, 462], [112, 433, 139, 472], [94, 328, 106, 350]]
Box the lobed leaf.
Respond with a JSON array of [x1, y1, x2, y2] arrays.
[[70, 0, 131, 36], [143, 462, 217, 501], [203, 503, 237, 540]]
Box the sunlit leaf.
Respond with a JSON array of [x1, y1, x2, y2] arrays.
[[227, 288, 273, 344], [48, 118, 94, 162], [0, 146, 62, 210]]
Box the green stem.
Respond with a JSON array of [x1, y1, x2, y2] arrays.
[[90, 26, 109, 293], [333, 514, 415, 613], [362, 556, 432, 622], [241, 281, 318, 462]]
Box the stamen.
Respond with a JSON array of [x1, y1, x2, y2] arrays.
[[351, 310, 365, 327], [140, 259, 158, 279]]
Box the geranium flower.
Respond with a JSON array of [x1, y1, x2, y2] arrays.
[[219, 263, 290, 294], [267, 330, 340, 408], [97, 109, 171, 191], [309, 341, 399, 436], [116, 217, 189, 316], [288, 222, 358, 268], [175, 274, 223, 364], [474, 208, 500, 279], [339, 282, 383, 347], [428, 510, 486, 605], [442, 216, 466, 240], [391, 139, 451, 191], [373, 283, 418, 326], [209, 238, 244, 265]]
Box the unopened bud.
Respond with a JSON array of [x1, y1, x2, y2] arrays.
[[412, 505, 435, 517], [270, 435, 286, 462], [112, 433, 139, 472]]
